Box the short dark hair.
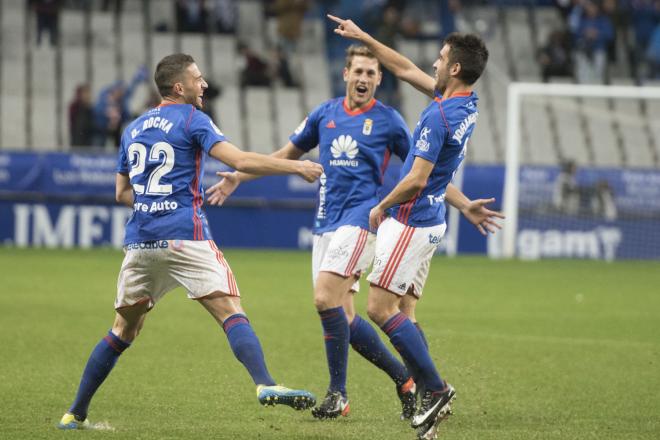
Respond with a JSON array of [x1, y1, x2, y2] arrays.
[[345, 45, 380, 71], [154, 53, 195, 98], [443, 33, 489, 85]]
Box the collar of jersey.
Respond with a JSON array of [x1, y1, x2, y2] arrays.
[[157, 101, 180, 108], [433, 91, 472, 103], [342, 97, 377, 116]]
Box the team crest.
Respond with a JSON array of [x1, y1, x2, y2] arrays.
[[362, 118, 373, 135]]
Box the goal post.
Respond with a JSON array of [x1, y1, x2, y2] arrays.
[[502, 82, 660, 260]]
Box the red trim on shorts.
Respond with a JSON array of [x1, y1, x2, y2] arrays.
[[208, 241, 238, 296], [378, 225, 415, 289], [345, 229, 368, 276]]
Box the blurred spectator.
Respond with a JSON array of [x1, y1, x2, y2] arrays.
[[68, 84, 95, 147], [93, 67, 148, 147], [590, 179, 618, 220], [626, 0, 660, 80], [537, 29, 574, 82], [270, 0, 309, 86], [141, 87, 162, 111], [439, 0, 460, 40], [273, 46, 298, 87], [176, 0, 206, 33], [553, 160, 580, 215], [601, 0, 621, 63], [374, 4, 405, 109], [570, 0, 614, 83], [101, 0, 123, 13], [29, 0, 62, 47], [202, 81, 223, 120], [237, 42, 272, 87], [554, 0, 575, 22], [271, 0, 309, 53], [210, 0, 237, 34], [647, 24, 660, 78]]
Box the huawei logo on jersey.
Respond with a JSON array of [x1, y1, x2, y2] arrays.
[[329, 135, 359, 167], [331, 135, 359, 159]]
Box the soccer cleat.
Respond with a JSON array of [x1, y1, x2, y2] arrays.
[[256, 385, 316, 410], [311, 391, 350, 419], [410, 383, 455, 429], [57, 412, 90, 430], [397, 377, 417, 420], [416, 404, 454, 440]]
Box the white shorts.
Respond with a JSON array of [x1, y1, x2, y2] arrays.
[[367, 217, 446, 298], [115, 240, 240, 309], [312, 225, 376, 293]]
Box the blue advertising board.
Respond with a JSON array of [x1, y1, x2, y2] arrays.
[[2, 151, 658, 259]]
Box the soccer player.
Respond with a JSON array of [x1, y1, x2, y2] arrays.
[[206, 45, 501, 423], [57, 53, 322, 430], [329, 15, 490, 440]]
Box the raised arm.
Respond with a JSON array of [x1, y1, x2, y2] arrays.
[[206, 141, 307, 205], [328, 14, 436, 98]]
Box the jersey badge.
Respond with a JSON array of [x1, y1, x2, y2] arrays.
[[362, 118, 373, 135], [326, 120, 336, 129]]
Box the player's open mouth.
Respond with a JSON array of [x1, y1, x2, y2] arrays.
[[356, 85, 368, 96]]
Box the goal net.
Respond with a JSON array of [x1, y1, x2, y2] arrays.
[[500, 82, 660, 260]]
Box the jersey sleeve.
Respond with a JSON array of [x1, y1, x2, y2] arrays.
[[289, 103, 324, 152], [116, 129, 130, 174], [188, 109, 227, 154], [388, 108, 412, 161], [413, 109, 448, 164]]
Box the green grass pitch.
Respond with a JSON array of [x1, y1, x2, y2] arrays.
[[0, 248, 658, 439]]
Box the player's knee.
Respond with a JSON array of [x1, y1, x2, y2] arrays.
[[313, 290, 333, 311], [366, 302, 388, 326], [111, 324, 139, 343]]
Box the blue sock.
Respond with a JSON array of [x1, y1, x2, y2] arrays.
[[381, 313, 444, 392], [223, 314, 275, 386], [69, 330, 130, 420], [350, 314, 410, 386], [403, 322, 429, 392], [319, 306, 350, 396], [415, 322, 429, 349]]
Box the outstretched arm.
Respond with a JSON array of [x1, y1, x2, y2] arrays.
[[445, 183, 504, 235], [206, 141, 306, 205], [209, 140, 321, 181], [328, 14, 436, 98]]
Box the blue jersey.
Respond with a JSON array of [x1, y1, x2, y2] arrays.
[[116, 103, 226, 245], [291, 97, 410, 233], [390, 91, 479, 227]]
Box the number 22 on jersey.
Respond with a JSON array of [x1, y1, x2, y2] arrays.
[[128, 142, 175, 196]]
